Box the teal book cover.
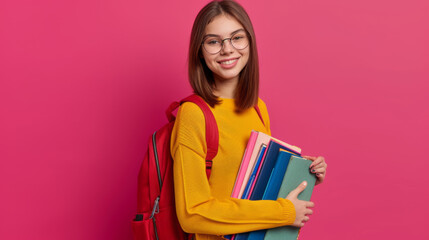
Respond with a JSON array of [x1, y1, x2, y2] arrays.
[[247, 150, 296, 240], [264, 156, 317, 240]]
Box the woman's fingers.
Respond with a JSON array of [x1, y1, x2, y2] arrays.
[[306, 201, 315, 208], [302, 155, 317, 161], [311, 160, 326, 169], [310, 162, 326, 183], [308, 156, 325, 169], [302, 156, 326, 168], [311, 166, 326, 174], [305, 208, 314, 216], [287, 196, 315, 227], [288, 181, 308, 199], [309, 158, 327, 179], [315, 173, 325, 184], [316, 173, 325, 178], [303, 155, 328, 184], [300, 205, 314, 225], [287, 183, 317, 226]]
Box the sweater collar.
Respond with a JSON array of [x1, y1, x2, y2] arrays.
[[216, 97, 236, 110]]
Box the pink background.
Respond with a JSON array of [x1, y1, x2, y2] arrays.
[[1, 0, 428, 239]]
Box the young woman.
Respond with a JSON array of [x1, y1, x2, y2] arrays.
[[170, 1, 327, 239]]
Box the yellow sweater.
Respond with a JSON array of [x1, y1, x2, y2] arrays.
[[170, 97, 296, 240]]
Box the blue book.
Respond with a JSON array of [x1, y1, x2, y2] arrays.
[[262, 150, 296, 200], [247, 150, 296, 240], [242, 144, 267, 199], [250, 141, 300, 201]]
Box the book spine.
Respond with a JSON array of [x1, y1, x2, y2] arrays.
[[231, 131, 258, 198]]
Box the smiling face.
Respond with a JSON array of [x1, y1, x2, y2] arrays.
[[202, 14, 250, 84]]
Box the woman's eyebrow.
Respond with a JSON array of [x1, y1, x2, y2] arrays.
[[204, 29, 245, 38]]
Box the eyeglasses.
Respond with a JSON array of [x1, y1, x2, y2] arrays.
[[202, 30, 249, 54]]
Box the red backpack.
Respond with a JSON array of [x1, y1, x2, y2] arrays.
[[132, 94, 265, 240]]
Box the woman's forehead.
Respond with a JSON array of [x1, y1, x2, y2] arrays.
[[204, 14, 244, 37]]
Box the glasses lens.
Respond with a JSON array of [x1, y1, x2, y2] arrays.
[[203, 37, 222, 54], [231, 32, 249, 50]]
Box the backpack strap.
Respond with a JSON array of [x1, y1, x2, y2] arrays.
[[166, 101, 180, 122], [254, 105, 265, 126], [179, 94, 218, 179]]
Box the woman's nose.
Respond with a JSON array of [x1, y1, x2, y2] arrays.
[[220, 39, 234, 54]]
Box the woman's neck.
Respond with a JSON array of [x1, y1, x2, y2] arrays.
[[213, 76, 238, 99]]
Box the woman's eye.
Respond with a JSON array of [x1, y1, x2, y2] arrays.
[[207, 39, 220, 45], [232, 35, 245, 41]]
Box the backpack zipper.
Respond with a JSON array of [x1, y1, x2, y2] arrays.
[[151, 131, 162, 240], [153, 131, 163, 190]]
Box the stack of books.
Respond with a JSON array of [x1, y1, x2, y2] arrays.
[[226, 131, 317, 240]]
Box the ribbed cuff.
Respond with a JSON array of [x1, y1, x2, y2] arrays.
[[277, 198, 296, 225]]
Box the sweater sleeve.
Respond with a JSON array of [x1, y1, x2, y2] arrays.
[[170, 102, 295, 235]]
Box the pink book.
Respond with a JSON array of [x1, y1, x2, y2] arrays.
[[231, 131, 258, 198], [238, 132, 302, 198], [236, 132, 271, 198], [270, 136, 301, 154], [231, 131, 302, 199]]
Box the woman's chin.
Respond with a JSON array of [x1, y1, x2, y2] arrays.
[[214, 72, 240, 82]]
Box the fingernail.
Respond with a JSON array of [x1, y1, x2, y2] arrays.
[[311, 169, 315, 173], [303, 181, 307, 186]]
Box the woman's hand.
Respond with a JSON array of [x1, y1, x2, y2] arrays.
[[286, 181, 314, 227], [303, 155, 327, 185]]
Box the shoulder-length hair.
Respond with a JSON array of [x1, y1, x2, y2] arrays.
[[188, 0, 259, 112]]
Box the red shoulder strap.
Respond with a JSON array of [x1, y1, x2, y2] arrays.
[[166, 94, 218, 179], [254, 105, 265, 126], [179, 94, 219, 162], [180, 95, 218, 179]]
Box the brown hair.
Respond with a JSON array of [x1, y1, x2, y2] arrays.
[[188, 0, 259, 112]]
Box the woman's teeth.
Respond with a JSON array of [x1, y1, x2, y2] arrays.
[[220, 59, 238, 65]]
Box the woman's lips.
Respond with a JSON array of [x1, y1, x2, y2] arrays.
[[218, 57, 239, 69]]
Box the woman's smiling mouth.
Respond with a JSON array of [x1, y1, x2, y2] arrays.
[[218, 57, 239, 68]]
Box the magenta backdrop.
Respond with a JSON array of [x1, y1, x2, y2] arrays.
[[1, 0, 428, 239]]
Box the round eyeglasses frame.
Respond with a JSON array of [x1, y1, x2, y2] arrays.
[[201, 31, 250, 55]]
